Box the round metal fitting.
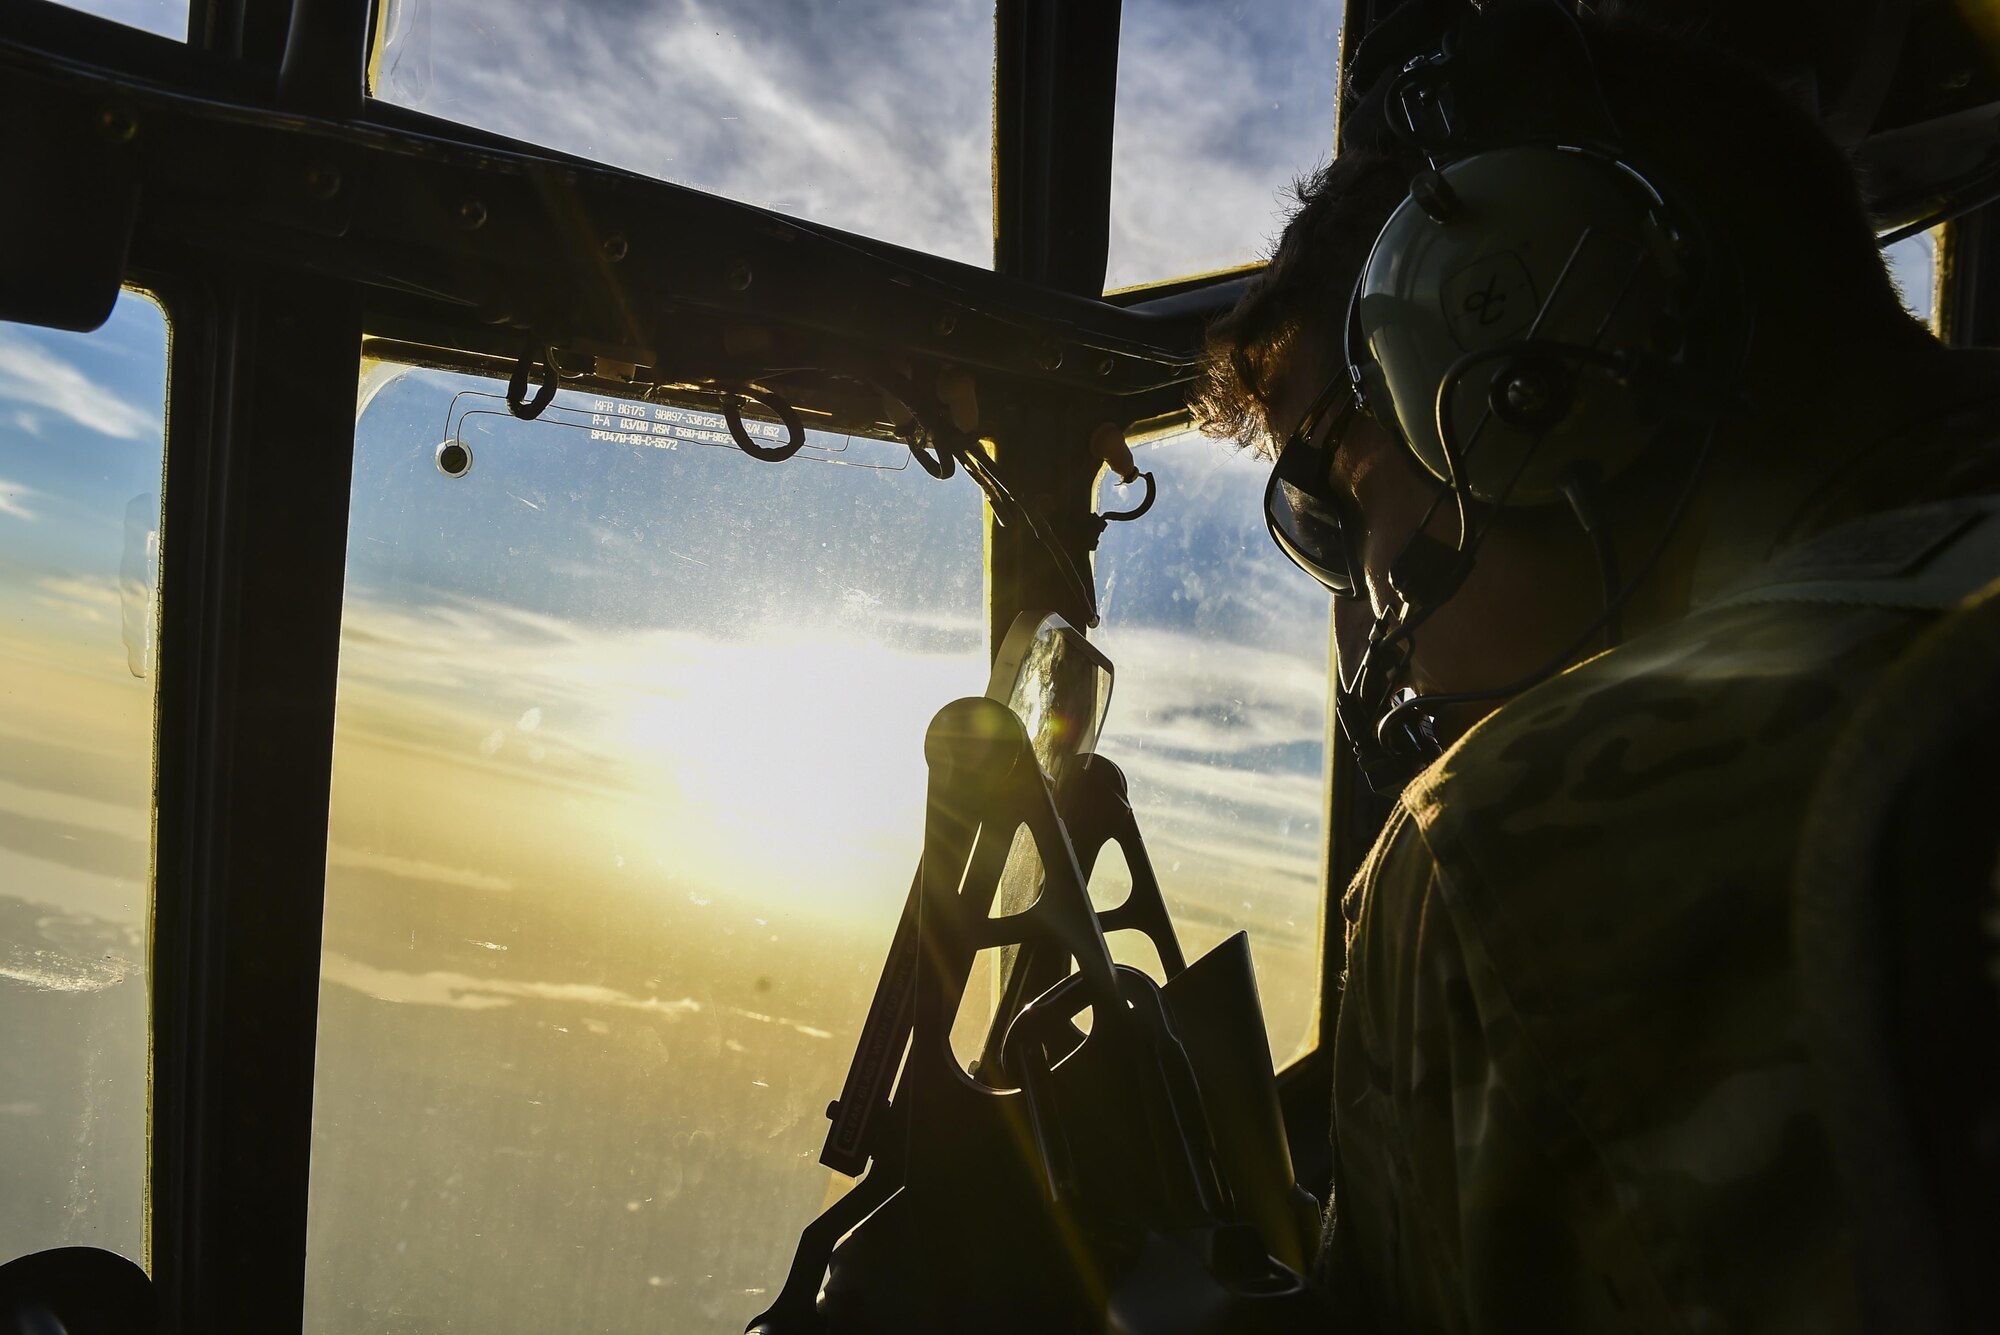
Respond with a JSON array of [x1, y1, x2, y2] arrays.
[[435, 439, 474, 478]]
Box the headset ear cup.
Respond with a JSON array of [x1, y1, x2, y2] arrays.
[[1359, 145, 1700, 509]]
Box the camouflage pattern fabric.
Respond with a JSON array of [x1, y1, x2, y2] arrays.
[[1318, 589, 1949, 1333]]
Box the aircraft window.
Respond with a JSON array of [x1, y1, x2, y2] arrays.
[[305, 366, 988, 1331], [1105, 1, 1342, 291], [1885, 230, 1939, 328], [46, 0, 186, 40], [0, 291, 167, 1270], [368, 0, 996, 268], [1090, 429, 1330, 1066]]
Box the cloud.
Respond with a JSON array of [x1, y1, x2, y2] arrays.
[[0, 327, 157, 441], [322, 563, 1330, 945], [30, 574, 124, 624], [37, 575, 120, 607], [322, 951, 834, 1038], [1099, 623, 1327, 762], [325, 843, 518, 894], [321, 582, 993, 925], [1107, 2, 1341, 287], [0, 478, 37, 521]]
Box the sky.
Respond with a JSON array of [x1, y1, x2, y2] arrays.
[[1107, 1, 1342, 287], [1884, 230, 1938, 324]]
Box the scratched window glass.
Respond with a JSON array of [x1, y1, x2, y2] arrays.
[[1089, 430, 1330, 1067], [369, 0, 995, 267], [0, 293, 167, 1268], [1106, 1, 1342, 290], [303, 365, 988, 1332]]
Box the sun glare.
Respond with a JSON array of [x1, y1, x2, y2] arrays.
[[612, 629, 975, 919]]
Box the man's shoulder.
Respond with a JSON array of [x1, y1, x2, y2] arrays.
[[1383, 593, 1933, 1044], [1404, 593, 1927, 872], [1408, 490, 2000, 863]]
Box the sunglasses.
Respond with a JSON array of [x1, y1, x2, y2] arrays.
[[1263, 364, 1368, 599]]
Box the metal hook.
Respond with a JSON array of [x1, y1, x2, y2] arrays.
[[506, 343, 560, 420], [1099, 470, 1155, 523], [721, 387, 807, 463], [870, 369, 955, 479], [906, 429, 956, 480]]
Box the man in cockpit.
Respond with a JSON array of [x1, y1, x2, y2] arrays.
[[1194, 4, 1999, 1331]]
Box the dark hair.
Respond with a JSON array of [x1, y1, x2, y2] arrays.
[[1192, 6, 1928, 454], [1188, 148, 1415, 454]]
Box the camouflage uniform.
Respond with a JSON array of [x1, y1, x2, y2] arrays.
[[1317, 422, 2000, 1333]]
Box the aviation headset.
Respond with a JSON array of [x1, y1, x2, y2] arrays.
[[1265, 0, 1752, 791]]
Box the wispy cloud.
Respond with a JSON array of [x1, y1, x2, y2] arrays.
[[31, 575, 121, 623], [0, 326, 157, 442], [322, 950, 834, 1037], [326, 843, 518, 894], [337, 589, 974, 817], [328, 564, 1327, 949], [0, 478, 37, 521], [1101, 624, 1326, 763]]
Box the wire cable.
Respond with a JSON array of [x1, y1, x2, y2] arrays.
[[1559, 464, 1623, 648]]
